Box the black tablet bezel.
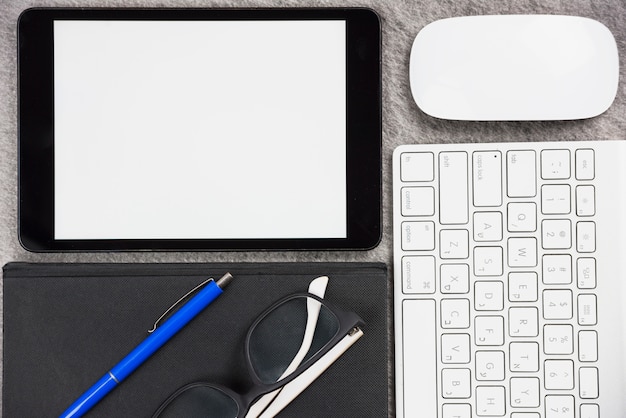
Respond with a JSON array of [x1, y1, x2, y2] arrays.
[[17, 7, 381, 251]]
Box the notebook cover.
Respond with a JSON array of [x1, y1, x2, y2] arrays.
[[2, 262, 388, 417]]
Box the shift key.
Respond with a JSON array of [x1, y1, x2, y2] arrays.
[[439, 152, 468, 224]]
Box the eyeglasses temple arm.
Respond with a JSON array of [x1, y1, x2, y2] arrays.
[[255, 327, 364, 418], [277, 276, 329, 377], [244, 276, 328, 418]]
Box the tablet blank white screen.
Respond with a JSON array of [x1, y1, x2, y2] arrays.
[[53, 20, 347, 240]]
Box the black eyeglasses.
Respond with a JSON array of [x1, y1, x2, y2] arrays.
[[152, 277, 364, 418]]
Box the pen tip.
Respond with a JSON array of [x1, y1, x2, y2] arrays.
[[216, 272, 234, 289]]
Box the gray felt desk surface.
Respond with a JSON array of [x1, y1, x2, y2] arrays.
[[1, 0, 625, 416]]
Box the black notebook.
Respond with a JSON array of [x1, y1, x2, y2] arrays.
[[3, 262, 388, 417]]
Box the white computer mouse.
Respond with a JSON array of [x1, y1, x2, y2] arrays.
[[409, 15, 619, 121]]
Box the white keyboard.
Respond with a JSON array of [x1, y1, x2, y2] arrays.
[[393, 141, 626, 418]]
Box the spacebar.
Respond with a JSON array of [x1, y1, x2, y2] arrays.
[[402, 299, 437, 417]]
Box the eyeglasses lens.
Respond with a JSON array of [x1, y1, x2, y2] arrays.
[[156, 385, 239, 418], [248, 296, 340, 384]]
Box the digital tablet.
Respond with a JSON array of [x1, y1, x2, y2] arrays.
[[18, 8, 381, 251]]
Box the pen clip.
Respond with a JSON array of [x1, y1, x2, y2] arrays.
[[148, 278, 214, 333]]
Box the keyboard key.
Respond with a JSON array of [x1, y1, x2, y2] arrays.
[[441, 299, 471, 328], [509, 342, 539, 372], [544, 359, 574, 390], [475, 281, 504, 311], [578, 330, 598, 362], [544, 324, 574, 354], [401, 186, 435, 216], [442, 368, 471, 398], [545, 395, 574, 418], [541, 219, 571, 249], [401, 221, 435, 251], [577, 258, 597, 289], [507, 150, 536, 197], [440, 229, 469, 259], [580, 404, 600, 418], [400, 152, 434, 181], [576, 221, 596, 253], [507, 237, 537, 267], [475, 315, 505, 346], [541, 149, 570, 180], [542, 254, 572, 285], [474, 211, 503, 241], [441, 333, 471, 364], [541, 184, 571, 214], [509, 307, 538, 337], [474, 246, 503, 276], [510, 377, 540, 407], [476, 350, 505, 380], [507, 202, 537, 232], [508, 272, 538, 302], [401, 300, 437, 417], [440, 264, 470, 294], [401, 256, 435, 294], [439, 152, 469, 224], [576, 185, 595, 216], [579, 367, 599, 399], [542, 289, 573, 320], [578, 294, 597, 325], [511, 414, 540, 418], [400, 187, 433, 218], [575, 148, 595, 180], [443, 404, 471, 418], [473, 151, 502, 207], [476, 386, 506, 416]]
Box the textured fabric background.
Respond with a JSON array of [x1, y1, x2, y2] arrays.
[[1, 0, 625, 416]]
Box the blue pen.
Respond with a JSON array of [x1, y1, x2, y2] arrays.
[[60, 272, 233, 418]]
